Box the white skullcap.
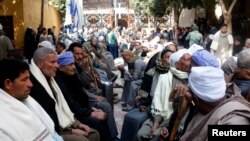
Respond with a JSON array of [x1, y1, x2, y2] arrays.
[[163, 42, 174, 47], [142, 42, 149, 48], [0, 23, 2, 30], [169, 49, 189, 67], [78, 29, 83, 33], [114, 57, 124, 67], [98, 36, 104, 42], [189, 66, 226, 103], [188, 44, 203, 55], [38, 41, 55, 50], [136, 40, 142, 43]]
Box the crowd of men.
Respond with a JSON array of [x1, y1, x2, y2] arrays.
[[0, 21, 250, 141]]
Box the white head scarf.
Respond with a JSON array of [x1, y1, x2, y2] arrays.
[[78, 29, 83, 33], [163, 42, 174, 48], [0, 23, 2, 30], [38, 41, 55, 50], [169, 49, 189, 67], [189, 66, 226, 102], [188, 44, 203, 55], [98, 36, 104, 42]]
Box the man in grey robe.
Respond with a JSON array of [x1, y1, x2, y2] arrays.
[[0, 23, 14, 60], [119, 50, 146, 111]]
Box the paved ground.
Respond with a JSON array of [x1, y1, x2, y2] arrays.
[[113, 87, 127, 138]]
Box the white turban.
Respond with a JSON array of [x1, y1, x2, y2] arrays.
[[38, 41, 55, 50], [98, 36, 104, 42], [188, 44, 203, 55], [73, 27, 77, 32], [169, 49, 188, 67], [78, 29, 83, 33], [0, 23, 2, 30], [189, 66, 226, 103], [163, 42, 174, 47]]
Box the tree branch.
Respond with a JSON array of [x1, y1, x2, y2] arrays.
[[218, 0, 227, 15], [228, 0, 237, 14]]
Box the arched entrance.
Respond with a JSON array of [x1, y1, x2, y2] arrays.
[[112, 18, 128, 28]]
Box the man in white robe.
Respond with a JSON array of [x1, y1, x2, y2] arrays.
[[0, 59, 62, 141]]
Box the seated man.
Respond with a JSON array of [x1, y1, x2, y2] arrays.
[[55, 51, 118, 141], [132, 41, 143, 57], [68, 43, 111, 100], [233, 49, 250, 100], [157, 49, 220, 141], [97, 35, 116, 70], [119, 50, 147, 111], [70, 43, 103, 94], [136, 43, 177, 105], [137, 49, 190, 141], [0, 59, 62, 141], [29, 47, 100, 141], [67, 43, 119, 140], [177, 67, 250, 141], [84, 40, 117, 82]]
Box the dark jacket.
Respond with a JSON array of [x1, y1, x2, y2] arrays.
[[55, 70, 113, 141], [234, 78, 250, 97], [54, 70, 92, 120], [75, 63, 94, 89], [29, 73, 60, 133]]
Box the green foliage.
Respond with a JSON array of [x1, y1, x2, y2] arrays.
[[130, 0, 169, 18], [181, 0, 203, 9], [48, 0, 66, 16], [130, 0, 217, 18], [130, 0, 153, 16], [149, 0, 168, 17]]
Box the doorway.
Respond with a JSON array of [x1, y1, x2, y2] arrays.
[[0, 16, 14, 40]]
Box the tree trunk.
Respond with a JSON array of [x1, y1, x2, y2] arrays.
[[217, 0, 237, 33], [173, 7, 179, 26], [41, 0, 44, 27]]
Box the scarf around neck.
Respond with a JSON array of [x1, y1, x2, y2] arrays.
[[0, 89, 55, 140], [210, 30, 234, 51], [155, 62, 170, 74], [150, 67, 188, 120], [30, 59, 75, 129]]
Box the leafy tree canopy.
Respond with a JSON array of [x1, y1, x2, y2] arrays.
[[131, 0, 217, 18]]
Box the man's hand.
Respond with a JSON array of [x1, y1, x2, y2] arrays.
[[71, 128, 89, 136], [139, 105, 147, 112], [160, 127, 169, 141], [151, 122, 160, 136], [96, 96, 104, 102], [118, 65, 125, 72], [91, 108, 107, 120], [175, 84, 192, 102], [78, 124, 90, 134]]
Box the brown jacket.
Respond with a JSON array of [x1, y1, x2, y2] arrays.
[[180, 88, 250, 141]]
